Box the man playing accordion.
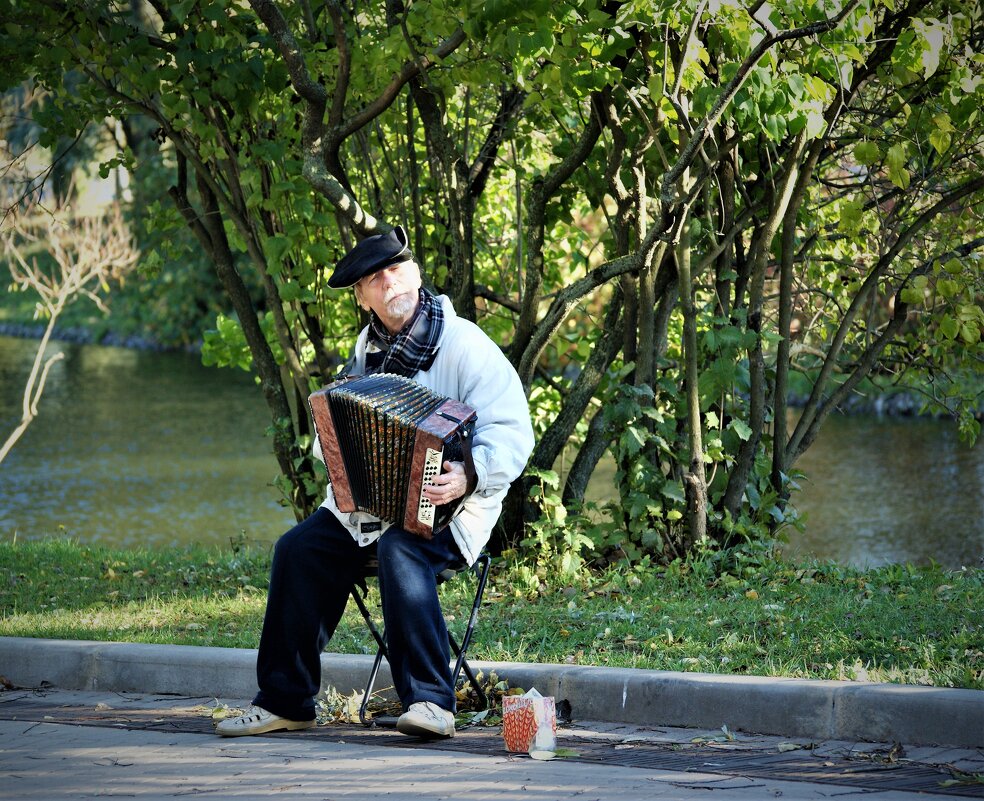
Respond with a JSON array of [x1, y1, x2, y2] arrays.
[[217, 225, 534, 739]]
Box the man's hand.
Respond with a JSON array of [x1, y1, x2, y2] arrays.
[[422, 461, 468, 506]]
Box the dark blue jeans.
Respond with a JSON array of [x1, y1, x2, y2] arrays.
[[252, 507, 465, 722]]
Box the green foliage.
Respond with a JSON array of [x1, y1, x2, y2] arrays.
[[590, 379, 687, 563], [520, 466, 595, 578], [201, 314, 254, 371]]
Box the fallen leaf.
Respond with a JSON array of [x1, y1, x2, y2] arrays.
[[456, 709, 489, 727], [211, 705, 240, 720], [342, 690, 365, 723]]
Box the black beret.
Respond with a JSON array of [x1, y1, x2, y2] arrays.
[[327, 225, 412, 288]]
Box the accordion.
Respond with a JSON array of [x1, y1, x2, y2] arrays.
[[309, 373, 477, 537]]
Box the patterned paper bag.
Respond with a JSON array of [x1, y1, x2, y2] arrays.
[[501, 688, 557, 755]]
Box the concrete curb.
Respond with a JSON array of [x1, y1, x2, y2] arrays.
[[1, 637, 981, 748]]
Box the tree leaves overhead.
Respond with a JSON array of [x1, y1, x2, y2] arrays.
[[3, 0, 982, 559]]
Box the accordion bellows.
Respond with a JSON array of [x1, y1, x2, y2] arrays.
[[309, 373, 477, 537]]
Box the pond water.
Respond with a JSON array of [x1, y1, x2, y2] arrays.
[[1, 335, 981, 567], [0, 336, 294, 551], [781, 414, 983, 568]]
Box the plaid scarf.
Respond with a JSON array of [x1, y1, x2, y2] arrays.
[[365, 288, 444, 378]]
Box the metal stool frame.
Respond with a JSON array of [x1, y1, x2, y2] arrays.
[[349, 552, 491, 726]]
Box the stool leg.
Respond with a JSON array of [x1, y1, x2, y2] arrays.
[[450, 633, 488, 710], [360, 648, 388, 726], [450, 554, 491, 710], [351, 588, 388, 726]]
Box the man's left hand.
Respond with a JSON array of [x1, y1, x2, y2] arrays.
[[423, 461, 468, 505]]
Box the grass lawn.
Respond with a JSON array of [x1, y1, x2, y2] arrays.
[[1, 538, 981, 690]]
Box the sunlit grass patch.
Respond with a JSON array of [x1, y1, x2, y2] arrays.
[[2, 538, 981, 689]]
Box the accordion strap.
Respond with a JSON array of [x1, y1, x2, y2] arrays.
[[436, 407, 478, 497], [459, 418, 479, 497]]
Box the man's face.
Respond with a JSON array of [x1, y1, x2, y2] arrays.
[[354, 259, 423, 331]]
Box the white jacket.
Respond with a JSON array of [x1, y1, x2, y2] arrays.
[[313, 295, 534, 565]]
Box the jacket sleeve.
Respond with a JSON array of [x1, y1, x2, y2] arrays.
[[451, 326, 534, 496]]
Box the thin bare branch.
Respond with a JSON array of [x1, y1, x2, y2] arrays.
[[0, 206, 138, 465]]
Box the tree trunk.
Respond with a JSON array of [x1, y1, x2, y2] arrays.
[[562, 407, 610, 508], [714, 155, 736, 317], [721, 134, 806, 526], [512, 100, 604, 382], [171, 174, 318, 520], [676, 216, 707, 550], [770, 142, 821, 495], [409, 79, 474, 320], [494, 287, 625, 552], [528, 290, 624, 473]]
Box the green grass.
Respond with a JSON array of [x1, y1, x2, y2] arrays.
[[1, 538, 981, 690]]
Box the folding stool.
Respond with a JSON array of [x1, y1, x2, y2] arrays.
[[350, 552, 491, 726]]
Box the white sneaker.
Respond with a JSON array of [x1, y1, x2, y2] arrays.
[[215, 705, 315, 737], [396, 701, 455, 738]]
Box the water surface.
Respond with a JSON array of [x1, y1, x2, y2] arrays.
[[2, 335, 981, 567], [784, 414, 983, 569], [0, 336, 294, 550]]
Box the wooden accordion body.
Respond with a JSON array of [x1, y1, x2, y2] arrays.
[[309, 373, 477, 538]]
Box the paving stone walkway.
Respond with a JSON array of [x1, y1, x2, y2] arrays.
[[3, 688, 982, 800]]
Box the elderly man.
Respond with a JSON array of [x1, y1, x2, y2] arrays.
[[217, 225, 534, 739]]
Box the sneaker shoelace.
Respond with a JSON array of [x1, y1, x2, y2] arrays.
[[417, 703, 449, 723]]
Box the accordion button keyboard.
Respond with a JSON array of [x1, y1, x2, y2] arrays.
[[417, 446, 443, 525]]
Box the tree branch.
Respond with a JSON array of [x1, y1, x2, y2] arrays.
[[513, 96, 605, 373], [468, 85, 526, 199], [791, 235, 984, 461], [788, 173, 984, 457], [336, 27, 466, 141], [248, 0, 328, 109], [528, 287, 625, 475], [657, 0, 862, 233]]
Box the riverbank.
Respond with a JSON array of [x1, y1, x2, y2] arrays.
[[2, 539, 981, 691], [786, 387, 976, 417], [0, 321, 196, 353]]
